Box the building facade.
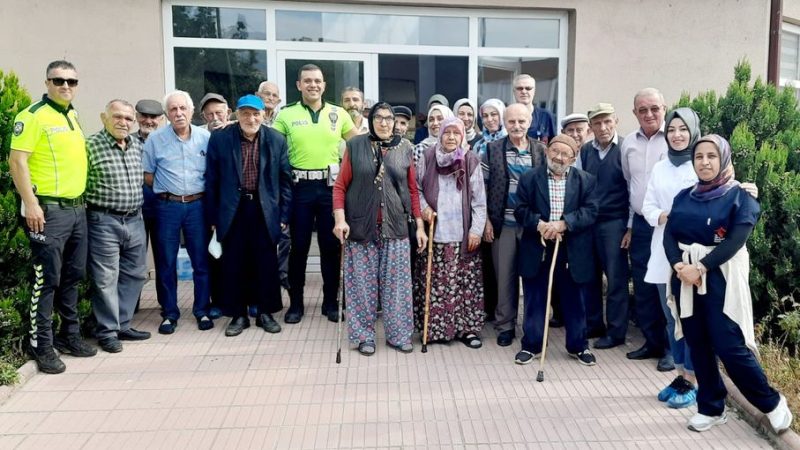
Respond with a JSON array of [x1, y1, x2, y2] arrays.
[[1, 0, 793, 134]]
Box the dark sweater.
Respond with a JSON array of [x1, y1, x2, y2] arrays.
[[580, 140, 629, 222]]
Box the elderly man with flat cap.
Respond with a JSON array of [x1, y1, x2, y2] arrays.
[[206, 94, 292, 337], [514, 133, 599, 366], [579, 103, 632, 350], [200, 93, 231, 132], [393, 105, 413, 139]]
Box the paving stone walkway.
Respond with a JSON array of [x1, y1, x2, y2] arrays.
[[0, 275, 772, 449]]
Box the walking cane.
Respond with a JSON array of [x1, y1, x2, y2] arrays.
[[336, 244, 345, 364], [421, 213, 437, 353], [537, 235, 561, 382]]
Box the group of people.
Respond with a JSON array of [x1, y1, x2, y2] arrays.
[[8, 60, 792, 434]]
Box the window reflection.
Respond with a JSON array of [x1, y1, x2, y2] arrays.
[[173, 6, 266, 40], [174, 48, 267, 124], [276, 10, 467, 46], [479, 18, 559, 48]]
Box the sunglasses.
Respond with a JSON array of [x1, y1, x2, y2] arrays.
[[515, 86, 534, 91], [48, 77, 79, 87]]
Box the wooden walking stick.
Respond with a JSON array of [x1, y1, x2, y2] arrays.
[[537, 236, 561, 382], [336, 244, 345, 364], [421, 213, 437, 353]]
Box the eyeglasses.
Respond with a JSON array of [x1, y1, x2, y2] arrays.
[[515, 86, 534, 91], [374, 115, 395, 123], [637, 106, 663, 115], [48, 77, 79, 87]]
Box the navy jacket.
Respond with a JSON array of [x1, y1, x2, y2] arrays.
[[205, 124, 292, 244], [514, 164, 598, 283]]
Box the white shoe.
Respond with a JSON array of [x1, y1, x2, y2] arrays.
[[687, 412, 728, 432], [766, 394, 793, 434]]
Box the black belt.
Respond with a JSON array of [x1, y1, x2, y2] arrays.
[[159, 192, 204, 203], [86, 203, 140, 217], [37, 195, 83, 207]]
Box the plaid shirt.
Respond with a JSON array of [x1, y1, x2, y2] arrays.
[[85, 129, 144, 211], [241, 132, 259, 191], [547, 168, 569, 221]]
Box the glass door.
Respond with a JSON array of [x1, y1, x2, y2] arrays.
[[277, 51, 377, 107]]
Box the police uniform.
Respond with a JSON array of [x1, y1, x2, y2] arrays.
[[273, 100, 354, 320], [11, 94, 88, 351]]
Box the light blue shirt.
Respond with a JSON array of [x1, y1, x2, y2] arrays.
[[142, 124, 210, 195]]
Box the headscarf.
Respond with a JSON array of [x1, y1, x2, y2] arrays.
[[367, 102, 401, 148], [480, 99, 506, 130], [434, 117, 468, 190], [690, 134, 739, 201], [427, 94, 450, 109], [453, 98, 478, 143], [419, 104, 454, 148], [664, 107, 700, 167]]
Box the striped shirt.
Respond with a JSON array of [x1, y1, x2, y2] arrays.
[[504, 147, 533, 226], [85, 129, 144, 211]]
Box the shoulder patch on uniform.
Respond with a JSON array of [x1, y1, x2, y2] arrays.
[[13, 121, 24, 136]]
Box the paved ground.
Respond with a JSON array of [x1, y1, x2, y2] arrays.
[[0, 275, 773, 449]]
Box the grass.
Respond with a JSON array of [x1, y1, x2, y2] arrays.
[[759, 339, 800, 433]]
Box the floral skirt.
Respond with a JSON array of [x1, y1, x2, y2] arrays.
[[413, 242, 485, 341]]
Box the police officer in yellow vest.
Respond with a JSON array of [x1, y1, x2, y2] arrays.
[[9, 60, 97, 375], [273, 64, 358, 324]]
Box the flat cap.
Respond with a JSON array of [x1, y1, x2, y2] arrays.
[[199, 92, 228, 112], [560, 112, 588, 129], [392, 105, 413, 119], [135, 99, 164, 116], [587, 102, 615, 120]]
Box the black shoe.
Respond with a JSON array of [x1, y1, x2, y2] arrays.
[[626, 345, 661, 360], [158, 319, 177, 335], [30, 346, 66, 374], [284, 309, 303, 324], [657, 354, 676, 372], [256, 313, 281, 333], [118, 328, 151, 341], [514, 350, 537, 365], [569, 349, 597, 366], [196, 316, 214, 331], [496, 330, 515, 347], [225, 317, 250, 336], [326, 309, 342, 323], [593, 336, 625, 349], [98, 336, 123, 353], [53, 334, 97, 357]]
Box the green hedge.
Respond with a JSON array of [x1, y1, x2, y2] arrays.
[[676, 60, 800, 352]]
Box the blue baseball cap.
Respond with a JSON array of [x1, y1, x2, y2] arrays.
[[236, 94, 265, 111]]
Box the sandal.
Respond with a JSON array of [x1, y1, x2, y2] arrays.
[[357, 341, 376, 356], [459, 333, 482, 349]]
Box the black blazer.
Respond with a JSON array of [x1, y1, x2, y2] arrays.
[[205, 124, 292, 244], [514, 164, 598, 283]]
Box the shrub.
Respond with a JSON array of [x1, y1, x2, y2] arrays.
[[677, 60, 800, 352]]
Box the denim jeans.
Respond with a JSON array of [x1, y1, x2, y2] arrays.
[[87, 210, 147, 338], [657, 284, 692, 372], [154, 199, 210, 320]]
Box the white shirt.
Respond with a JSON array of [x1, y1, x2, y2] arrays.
[[641, 159, 697, 283], [621, 125, 668, 215]]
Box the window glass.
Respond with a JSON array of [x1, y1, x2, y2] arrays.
[[276, 10, 467, 46], [478, 56, 559, 115], [173, 5, 266, 40], [283, 59, 364, 106], [479, 18, 559, 48], [174, 48, 267, 123], [378, 54, 468, 141], [781, 30, 799, 80]]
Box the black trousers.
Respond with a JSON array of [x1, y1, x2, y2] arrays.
[[631, 214, 668, 354], [220, 196, 282, 318], [26, 204, 87, 349], [287, 179, 340, 314]]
